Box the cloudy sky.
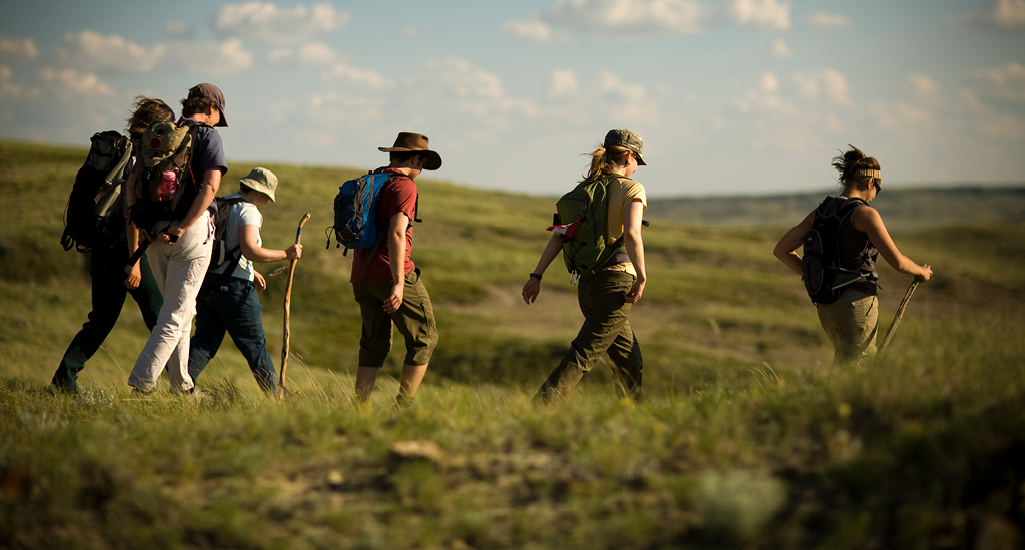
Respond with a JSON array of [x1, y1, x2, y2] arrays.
[[1, 0, 1023, 197]]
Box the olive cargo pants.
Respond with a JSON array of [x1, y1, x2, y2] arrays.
[[535, 269, 643, 402]]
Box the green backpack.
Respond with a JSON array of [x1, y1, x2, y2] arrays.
[[552, 174, 632, 283]]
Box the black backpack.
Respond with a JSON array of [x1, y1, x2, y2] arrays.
[[208, 196, 246, 271], [802, 196, 877, 304], [60, 131, 133, 252]]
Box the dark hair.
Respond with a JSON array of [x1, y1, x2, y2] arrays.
[[581, 145, 632, 185], [180, 96, 219, 118], [388, 151, 423, 165], [831, 144, 881, 190], [126, 96, 174, 137]]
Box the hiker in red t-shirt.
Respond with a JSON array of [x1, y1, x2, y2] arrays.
[[350, 132, 441, 405]]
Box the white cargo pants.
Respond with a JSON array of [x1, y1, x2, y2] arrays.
[[128, 211, 213, 392]]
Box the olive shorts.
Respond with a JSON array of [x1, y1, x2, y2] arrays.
[[352, 268, 437, 368], [816, 288, 879, 367]]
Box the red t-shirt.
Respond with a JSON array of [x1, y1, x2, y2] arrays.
[[349, 167, 417, 283]]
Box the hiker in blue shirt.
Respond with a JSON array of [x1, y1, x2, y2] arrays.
[[188, 167, 302, 394], [125, 83, 227, 394]]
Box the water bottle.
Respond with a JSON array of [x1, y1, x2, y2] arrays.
[[157, 168, 179, 201]]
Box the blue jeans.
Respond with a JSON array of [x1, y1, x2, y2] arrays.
[[188, 275, 278, 393]]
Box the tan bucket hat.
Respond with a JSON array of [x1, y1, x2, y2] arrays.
[[378, 132, 442, 170], [239, 167, 278, 203]]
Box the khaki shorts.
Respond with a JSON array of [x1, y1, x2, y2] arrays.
[[352, 268, 437, 368], [816, 288, 879, 367]]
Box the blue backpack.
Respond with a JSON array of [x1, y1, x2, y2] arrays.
[[329, 172, 391, 254]]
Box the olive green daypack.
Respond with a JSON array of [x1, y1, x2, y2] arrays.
[[552, 174, 631, 283]]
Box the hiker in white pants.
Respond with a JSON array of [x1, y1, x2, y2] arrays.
[[128, 213, 213, 391], [125, 83, 229, 393]]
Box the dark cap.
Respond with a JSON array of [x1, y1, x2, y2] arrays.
[[604, 128, 646, 165], [378, 132, 442, 170], [187, 83, 228, 127]]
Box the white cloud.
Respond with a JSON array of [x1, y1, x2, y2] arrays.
[[806, 12, 852, 29], [507, 0, 709, 41], [728, 0, 791, 31], [969, 61, 1025, 102], [908, 73, 940, 97], [0, 35, 40, 62], [214, 2, 352, 44], [770, 38, 791, 57], [59, 31, 166, 72], [38, 67, 114, 99], [869, 100, 934, 134], [0, 65, 39, 100], [597, 70, 659, 121], [321, 62, 393, 89], [948, 0, 1025, 31], [735, 71, 801, 115], [503, 19, 555, 43], [959, 89, 1024, 138], [298, 43, 337, 65], [164, 21, 192, 38], [415, 58, 538, 120], [548, 69, 580, 98], [268, 48, 292, 63], [165, 39, 253, 75], [793, 69, 851, 105]]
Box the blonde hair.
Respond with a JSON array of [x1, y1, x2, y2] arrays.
[[581, 145, 633, 185]]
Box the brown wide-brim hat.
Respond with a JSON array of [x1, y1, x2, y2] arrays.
[[187, 83, 228, 127], [378, 132, 442, 170]]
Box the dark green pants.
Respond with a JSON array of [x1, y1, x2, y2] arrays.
[[536, 269, 643, 402], [52, 245, 162, 393]]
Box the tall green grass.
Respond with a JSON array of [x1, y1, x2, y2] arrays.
[[2, 140, 1024, 548]]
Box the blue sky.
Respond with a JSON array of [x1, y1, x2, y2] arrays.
[[1, 0, 1023, 197]]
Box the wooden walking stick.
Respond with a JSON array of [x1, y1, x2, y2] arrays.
[[279, 213, 311, 399], [878, 267, 928, 352]]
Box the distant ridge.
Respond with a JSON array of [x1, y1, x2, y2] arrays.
[[647, 186, 1025, 231]]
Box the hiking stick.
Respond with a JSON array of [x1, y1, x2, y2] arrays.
[[278, 213, 311, 399], [878, 274, 925, 352]]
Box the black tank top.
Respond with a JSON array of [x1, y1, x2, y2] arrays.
[[833, 197, 879, 296]]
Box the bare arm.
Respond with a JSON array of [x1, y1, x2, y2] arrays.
[[161, 168, 220, 243], [123, 170, 143, 288], [521, 233, 564, 305], [622, 199, 646, 303], [851, 207, 933, 280], [238, 225, 302, 263], [383, 211, 409, 314], [773, 211, 815, 276]]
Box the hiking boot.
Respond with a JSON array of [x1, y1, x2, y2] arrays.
[[187, 387, 205, 401]]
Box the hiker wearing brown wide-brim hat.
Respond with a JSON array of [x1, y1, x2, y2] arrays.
[[350, 131, 441, 407], [378, 132, 442, 171]]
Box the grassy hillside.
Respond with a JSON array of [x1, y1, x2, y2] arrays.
[[647, 186, 1025, 231], [2, 139, 1024, 549]]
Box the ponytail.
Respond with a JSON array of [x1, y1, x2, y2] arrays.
[[831, 144, 881, 191], [581, 145, 632, 185]]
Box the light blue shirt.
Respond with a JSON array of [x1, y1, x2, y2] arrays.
[[209, 193, 262, 281]]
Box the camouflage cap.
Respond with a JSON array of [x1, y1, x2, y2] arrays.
[[603, 128, 646, 165], [239, 167, 278, 203]]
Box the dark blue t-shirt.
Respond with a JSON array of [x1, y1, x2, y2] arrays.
[[180, 117, 227, 176]]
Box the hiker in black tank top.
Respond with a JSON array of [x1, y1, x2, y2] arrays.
[[773, 146, 933, 367]]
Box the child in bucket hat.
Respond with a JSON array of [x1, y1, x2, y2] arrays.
[[188, 167, 302, 395]]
